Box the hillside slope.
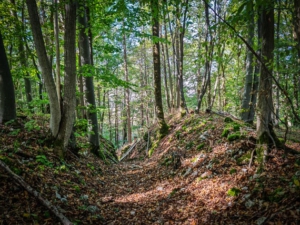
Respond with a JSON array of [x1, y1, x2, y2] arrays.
[[1, 112, 300, 224]]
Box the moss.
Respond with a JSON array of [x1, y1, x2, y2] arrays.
[[224, 117, 233, 123], [148, 141, 159, 157], [233, 123, 241, 131], [236, 152, 251, 165], [197, 143, 205, 150], [180, 110, 187, 117], [230, 168, 237, 174], [227, 132, 241, 142], [227, 187, 240, 197], [222, 128, 230, 137], [158, 123, 169, 139]]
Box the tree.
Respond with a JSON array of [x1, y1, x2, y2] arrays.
[[78, 1, 100, 155], [240, 0, 255, 123], [55, 0, 77, 157], [256, 0, 279, 162], [0, 31, 16, 124], [122, 32, 132, 143], [151, 0, 168, 137], [26, 0, 61, 136]]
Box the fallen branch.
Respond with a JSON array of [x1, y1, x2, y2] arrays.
[[0, 160, 73, 225], [119, 140, 138, 162]]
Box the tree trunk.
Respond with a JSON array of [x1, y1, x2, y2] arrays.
[[26, 0, 61, 136], [178, 0, 189, 114], [54, 0, 61, 103], [78, 2, 100, 155], [11, 0, 33, 110], [162, 4, 174, 109], [161, 37, 171, 111], [256, 0, 279, 162], [248, 6, 262, 124], [151, 0, 168, 138], [123, 33, 132, 143], [0, 32, 16, 123], [55, 0, 77, 158], [241, 0, 254, 123], [114, 88, 119, 147], [293, 0, 300, 122]]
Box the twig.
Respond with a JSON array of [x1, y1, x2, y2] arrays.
[[248, 149, 256, 168]]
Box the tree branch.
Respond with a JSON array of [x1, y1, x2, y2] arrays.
[[0, 160, 73, 225]]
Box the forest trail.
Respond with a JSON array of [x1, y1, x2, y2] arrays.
[[1, 112, 300, 224]]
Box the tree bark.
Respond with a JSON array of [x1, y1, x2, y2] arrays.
[[0, 32, 16, 123], [123, 33, 132, 143], [151, 0, 168, 137], [54, 0, 61, 103], [55, 0, 77, 157], [78, 1, 100, 155], [26, 0, 61, 136], [241, 0, 254, 123], [178, 0, 189, 114], [161, 37, 171, 111], [256, 0, 279, 162]]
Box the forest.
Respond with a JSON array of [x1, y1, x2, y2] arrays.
[[0, 0, 300, 224]]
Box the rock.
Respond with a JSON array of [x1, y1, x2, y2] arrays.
[[201, 171, 212, 178], [157, 186, 163, 191], [245, 200, 255, 208], [183, 167, 192, 177]]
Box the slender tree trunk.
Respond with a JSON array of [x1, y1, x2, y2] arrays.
[[0, 32, 16, 123], [197, 1, 213, 112], [162, 4, 174, 109], [107, 91, 112, 142], [248, 7, 262, 124], [11, 0, 33, 110], [54, 0, 61, 103], [161, 37, 171, 111], [241, 0, 254, 122], [114, 88, 119, 147], [78, 2, 100, 155], [151, 0, 168, 137], [25, 41, 44, 112], [26, 0, 61, 136], [274, 1, 281, 127], [293, 0, 300, 123], [256, 0, 279, 163], [123, 33, 132, 143], [55, 0, 77, 157]]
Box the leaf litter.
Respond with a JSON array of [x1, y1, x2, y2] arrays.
[[0, 113, 300, 224]]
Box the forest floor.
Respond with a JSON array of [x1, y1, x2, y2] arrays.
[[1, 112, 300, 225]]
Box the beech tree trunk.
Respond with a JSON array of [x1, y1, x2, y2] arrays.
[[151, 0, 168, 137], [54, 0, 61, 103], [161, 38, 171, 111], [241, 0, 254, 123], [0, 32, 16, 124], [178, 0, 189, 114], [123, 33, 132, 143], [256, 0, 279, 162], [55, 0, 77, 157], [78, 2, 100, 155], [26, 0, 61, 136], [293, 0, 300, 119]]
